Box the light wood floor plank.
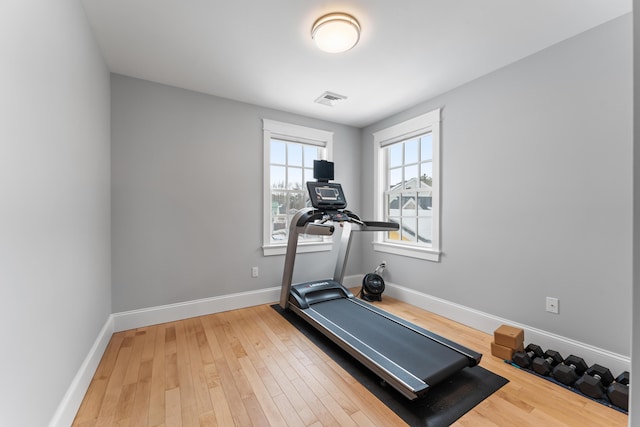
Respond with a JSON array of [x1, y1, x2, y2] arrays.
[[147, 325, 166, 427], [290, 376, 340, 426], [183, 319, 214, 417], [73, 298, 628, 426], [164, 387, 181, 427], [201, 315, 252, 426], [173, 321, 198, 427], [94, 332, 135, 427], [208, 383, 234, 426]]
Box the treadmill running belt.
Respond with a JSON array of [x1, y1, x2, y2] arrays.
[[309, 298, 470, 386]]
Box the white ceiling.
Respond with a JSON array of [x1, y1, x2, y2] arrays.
[[80, 0, 631, 128]]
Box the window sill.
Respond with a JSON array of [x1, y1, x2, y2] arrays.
[[263, 242, 333, 257], [373, 241, 441, 262]]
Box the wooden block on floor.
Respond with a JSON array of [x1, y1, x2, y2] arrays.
[[494, 324, 524, 350], [491, 341, 515, 360]]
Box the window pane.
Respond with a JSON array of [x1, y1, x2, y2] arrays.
[[271, 192, 287, 215], [404, 165, 418, 189], [418, 216, 432, 244], [401, 194, 417, 216], [303, 167, 314, 186], [387, 194, 400, 217], [304, 146, 318, 168], [288, 167, 302, 190], [420, 134, 432, 161], [287, 191, 306, 213], [420, 162, 433, 188], [271, 139, 286, 165], [405, 138, 418, 164], [418, 195, 432, 215], [389, 144, 402, 168], [402, 217, 417, 242], [271, 191, 288, 242], [288, 143, 302, 167], [271, 165, 286, 189], [389, 167, 402, 190], [271, 217, 288, 241], [387, 218, 401, 241]]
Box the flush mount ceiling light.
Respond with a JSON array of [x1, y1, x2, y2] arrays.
[[311, 13, 361, 53]]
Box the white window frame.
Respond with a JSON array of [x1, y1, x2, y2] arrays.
[[263, 119, 334, 256], [372, 109, 441, 262]]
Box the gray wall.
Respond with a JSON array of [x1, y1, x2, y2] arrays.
[[111, 75, 362, 312], [361, 15, 633, 356], [631, 1, 639, 423], [0, 1, 111, 426]]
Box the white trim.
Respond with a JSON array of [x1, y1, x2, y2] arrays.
[[263, 119, 334, 145], [112, 287, 281, 332], [380, 280, 630, 376], [373, 109, 441, 147], [373, 241, 441, 261], [48, 315, 114, 427]]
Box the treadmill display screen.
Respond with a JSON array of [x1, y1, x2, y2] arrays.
[[316, 187, 339, 200], [307, 181, 347, 210]]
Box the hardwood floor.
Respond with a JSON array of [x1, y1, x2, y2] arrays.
[[73, 296, 628, 426]]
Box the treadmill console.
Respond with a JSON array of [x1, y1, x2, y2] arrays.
[[307, 181, 347, 211]]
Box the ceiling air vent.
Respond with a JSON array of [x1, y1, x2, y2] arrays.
[[315, 91, 348, 107]]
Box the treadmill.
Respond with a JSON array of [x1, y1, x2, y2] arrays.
[[279, 161, 482, 400]]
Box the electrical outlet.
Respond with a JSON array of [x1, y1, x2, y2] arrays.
[[546, 297, 559, 314], [251, 266, 259, 278]]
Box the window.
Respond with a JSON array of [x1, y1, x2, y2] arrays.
[[263, 119, 333, 256], [373, 109, 441, 261]]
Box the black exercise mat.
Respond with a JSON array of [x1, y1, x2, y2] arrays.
[[272, 304, 509, 426]]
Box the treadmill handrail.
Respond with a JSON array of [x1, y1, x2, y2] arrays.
[[360, 220, 399, 231]]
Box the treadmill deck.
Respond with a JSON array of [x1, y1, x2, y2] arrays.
[[292, 297, 475, 398]]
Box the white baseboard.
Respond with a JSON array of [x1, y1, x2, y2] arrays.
[[48, 315, 114, 427], [112, 286, 282, 332], [383, 281, 631, 375]]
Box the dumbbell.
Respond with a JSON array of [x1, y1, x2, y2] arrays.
[[574, 364, 614, 400], [607, 371, 630, 411], [531, 349, 563, 376], [552, 355, 588, 386], [512, 344, 543, 369]]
